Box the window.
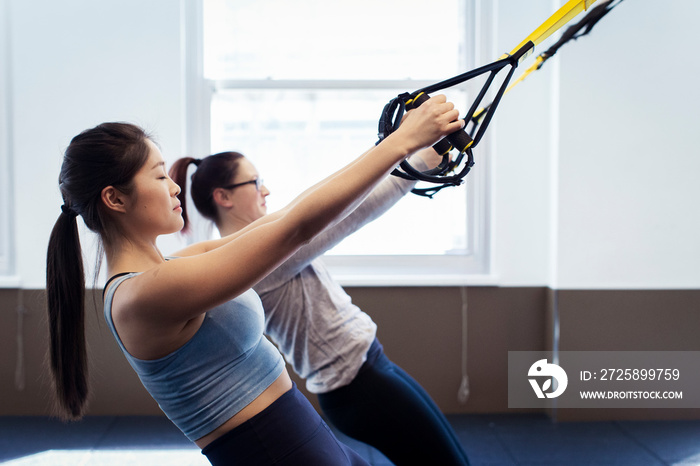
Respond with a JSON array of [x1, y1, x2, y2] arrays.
[[197, 0, 492, 285]]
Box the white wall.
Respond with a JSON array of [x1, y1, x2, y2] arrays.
[[8, 0, 186, 288], [555, 0, 700, 289], [4, 0, 699, 289], [491, 0, 700, 289], [0, 0, 15, 283], [491, 0, 557, 286]]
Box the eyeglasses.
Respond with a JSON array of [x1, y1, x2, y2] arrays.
[[221, 178, 264, 192]]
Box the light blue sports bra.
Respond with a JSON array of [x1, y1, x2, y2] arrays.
[[103, 272, 285, 441]]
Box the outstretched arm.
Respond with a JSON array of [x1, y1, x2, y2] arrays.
[[257, 148, 440, 287], [120, 96, 463, 325]]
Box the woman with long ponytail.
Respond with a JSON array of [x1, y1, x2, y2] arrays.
[[47, 95, 463, 465]]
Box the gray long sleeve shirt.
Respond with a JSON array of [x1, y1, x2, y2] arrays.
[[254, 161, 423, 393]]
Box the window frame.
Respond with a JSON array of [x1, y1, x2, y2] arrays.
[[187, 0, 496, 286]]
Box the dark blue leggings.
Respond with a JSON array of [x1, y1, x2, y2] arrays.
[[318, 340, 470, 466], [202, 382, 368, 466]]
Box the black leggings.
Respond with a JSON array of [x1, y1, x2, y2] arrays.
[[318, 339, 470, 465], [202, 383, 368, 466]]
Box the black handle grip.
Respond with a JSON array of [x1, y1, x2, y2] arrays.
[[446, 131, 473, 153], [405, 91, 429, 110], [405, 91, 472, 153]]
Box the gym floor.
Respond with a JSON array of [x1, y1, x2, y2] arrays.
[[1, 413, 699, 465]]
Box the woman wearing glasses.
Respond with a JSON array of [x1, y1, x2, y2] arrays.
[[46, 96, 462, 466], [169, 138, 470, 465]]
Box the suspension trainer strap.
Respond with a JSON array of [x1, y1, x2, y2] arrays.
[[471, 0, 624, 128], [509, 0, 599, 55], [378, 0, 608, 197]]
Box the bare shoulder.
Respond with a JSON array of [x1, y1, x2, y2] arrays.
[[108, 262, 188, 325], [108, 270, 204, 360]]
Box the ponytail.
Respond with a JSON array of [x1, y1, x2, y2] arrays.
[[46, 206, 87, 419], [46, 122, 152, 419], [168, 157, 200, 233]]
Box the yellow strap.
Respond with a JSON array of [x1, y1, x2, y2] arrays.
[[472, 0, 597, 123], [509, 0, 597, 56], [504, 55, 546, 94]]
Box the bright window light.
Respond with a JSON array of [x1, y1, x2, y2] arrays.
[[200, 0, 491, 283]]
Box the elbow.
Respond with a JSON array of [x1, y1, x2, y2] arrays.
[[277, 207, 325, 248], [292, 222, 318, 247]]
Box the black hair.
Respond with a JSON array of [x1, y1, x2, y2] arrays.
[[46, 122, 151, 419]]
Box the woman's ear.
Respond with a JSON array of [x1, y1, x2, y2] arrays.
[[101, 186, 127, 213], [212, 188, 234, 208]]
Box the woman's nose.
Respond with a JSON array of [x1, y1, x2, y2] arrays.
[[170, 178, 181, 196]]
